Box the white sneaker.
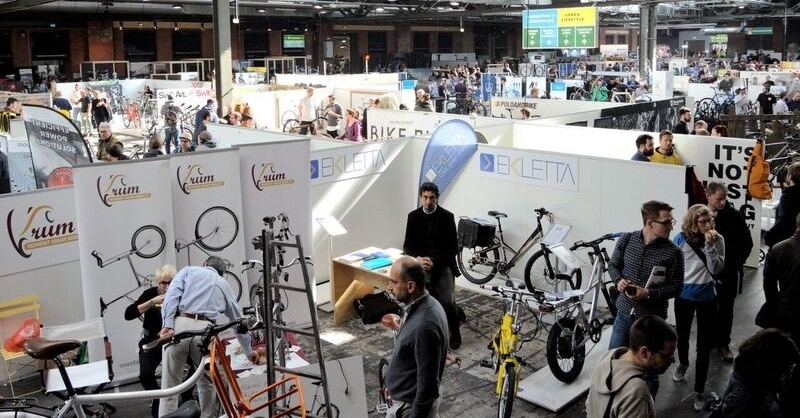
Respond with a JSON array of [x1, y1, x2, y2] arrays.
[[672, 363, 688, 382], [693, 392, 705, 411]]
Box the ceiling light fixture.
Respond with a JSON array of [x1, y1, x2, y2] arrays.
[[138, 22, 143, 27], [376, 7, 384, 12], [450, 1, 459, 6], [459, 17, 464, 32], [153, 21, 158, 30], [172, 4, 182, 9], [119, 22, 123, 31], [314, 5, 322, 9], [257, 8, 265, 13]]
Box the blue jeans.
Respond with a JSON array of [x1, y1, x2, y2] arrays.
[[164, 127, 178, 154], [609, 311, 661, 397]]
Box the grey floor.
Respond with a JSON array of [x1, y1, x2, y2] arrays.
[[2, 264, 766, 418]]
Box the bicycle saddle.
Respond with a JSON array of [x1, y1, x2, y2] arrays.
[[24, 337, 81, 360], [505, 278, 526, 290], [487, 210, 507, 218]]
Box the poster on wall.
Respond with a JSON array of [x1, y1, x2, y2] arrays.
[[170, 149, 248, 303], [23, 104, 93, 189], [309, 140, 406, 185], [476, 146, 579, 192], [238, 139, 313, 327], [73, 159, 176, 381], [598, 97, 685, 132], [366, 109, 470, 141], [0, 186, 79, 277]]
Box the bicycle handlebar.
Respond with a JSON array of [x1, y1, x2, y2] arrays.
[[570, 232, 624, 250], [480, 284, 546, 303], [90, 250, 103, 267], [141, 318, 249, 353], [533, 207, 550, 216]]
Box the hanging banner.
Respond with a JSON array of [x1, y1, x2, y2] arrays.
[[170, 149, 248, 303], [0, 186, 79, 276], [73, 158, 175, 382], [22, 104, 92, 189], [238, 139, 313, 328], [418, 120, 478, 197]]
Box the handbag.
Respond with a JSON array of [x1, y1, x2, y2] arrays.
[[755, 302, 775, 328], [353, 291, 402, 325]]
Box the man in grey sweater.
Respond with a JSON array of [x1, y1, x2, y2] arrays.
[[385, 256, 449, 418]]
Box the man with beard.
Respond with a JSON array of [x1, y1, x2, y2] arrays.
[[673, 107, 691, 135], [650, 130, 683, 165], [384, 256, 448, 418], [631, 134, 654, 162], [587, 315, 677, 418]]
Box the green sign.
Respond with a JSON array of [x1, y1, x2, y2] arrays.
[[522, 7, 598, 49], [746, 27, 773, 35], [709, 34, 728, 44], [558, 27, 575, 47], [525, 28, 541, 48]]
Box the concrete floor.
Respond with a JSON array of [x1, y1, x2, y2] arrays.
[[2, 263, 766, 418]]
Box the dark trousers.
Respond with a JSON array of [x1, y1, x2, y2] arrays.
[[299, 120, 315, 135], [714, 270, 739, 348], [426, 267, 459, 338], [139, 346, 162, 418], [675, 297, 717, 393]]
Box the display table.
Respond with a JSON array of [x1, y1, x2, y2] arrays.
[[330, 247, 402, 326]]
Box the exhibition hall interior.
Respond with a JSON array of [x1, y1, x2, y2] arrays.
[[1, 0, 800, 417]]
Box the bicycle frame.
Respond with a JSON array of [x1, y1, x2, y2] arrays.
[[492, 303, 522, 396], [493, 211, 548, 270]]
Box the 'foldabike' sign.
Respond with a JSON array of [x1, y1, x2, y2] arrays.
[[523, 7, 597, 49]]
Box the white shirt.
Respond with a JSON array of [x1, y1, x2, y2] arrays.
[[299, 96, 314, 122], [774, 99, 789, 114]]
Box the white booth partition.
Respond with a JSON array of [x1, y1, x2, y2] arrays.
[[511, 123, 760, 266]]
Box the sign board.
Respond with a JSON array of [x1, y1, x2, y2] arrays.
[[709, 34, 728, 44], [523, 7, 597, 49]]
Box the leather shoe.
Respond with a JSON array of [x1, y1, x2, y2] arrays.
[[718, 345, 734, 362], [449, 328, 462, 350]]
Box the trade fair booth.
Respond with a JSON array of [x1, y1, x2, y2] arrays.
[[0, 72, 762, 414]]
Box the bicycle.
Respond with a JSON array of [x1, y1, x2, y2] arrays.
[[175, 206, 242, 300], [92, 225, 167, 317], [479, 280, 547, 418], [122, 98, 142, 130], [538, 232, 622, 383], [444, 94, 487, 117], [695, 87, 736, 128], [457, 208, 577, 288], [1, 317, 304, 418], [569, 87, 591, 101]]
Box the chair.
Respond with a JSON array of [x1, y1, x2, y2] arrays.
[[38, 317, 114, 415], [0, 294, 41, 397]]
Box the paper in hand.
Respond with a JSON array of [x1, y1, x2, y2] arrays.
[[645, 266, 666, 289]]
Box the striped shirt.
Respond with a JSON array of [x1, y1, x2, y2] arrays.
[[608, 231, 685, 319]]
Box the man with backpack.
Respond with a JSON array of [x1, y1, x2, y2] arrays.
[[160, 96, 182, 154]]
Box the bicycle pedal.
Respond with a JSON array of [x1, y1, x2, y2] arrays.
[[376, 403, 389, 414], [480, 359, 494, 369]]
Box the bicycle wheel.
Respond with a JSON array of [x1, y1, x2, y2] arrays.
[[497, 362, 516, 418], [249, 286, 266, 343], [283, 119, 302, 134], [132, 225, 166, 259], [378, 358, 392, 407], [546, 318, 586, 383], [523, 249, 582, 293], [195, 206, 239, 251], [444, 99, 460, 114], [313, 116, 327, 134], [122, 112, 131, 128], [457, 241, 501, 284], [473, 102, 488, 117], [223, 270, 242, 301], [316, 403, 339, 418]]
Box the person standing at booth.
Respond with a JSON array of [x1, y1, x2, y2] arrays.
[[192, 99, 217, 146], [125, 265, 176, 418], [631, 134, 654, 162], [158, 256, 258, 418], [403, 182, 462, 349], [324, 94, 342, 138], [650, 130, 683, 165], [298, 87, 316, 135], [608, 200, 685, 397]]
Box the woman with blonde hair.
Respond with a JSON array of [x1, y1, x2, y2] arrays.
[[342, 108, 363, 141], [672, 204, 726, 411]]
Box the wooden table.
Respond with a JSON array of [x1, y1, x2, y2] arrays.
[[331, 258, 392, 326]]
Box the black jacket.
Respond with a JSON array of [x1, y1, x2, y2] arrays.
[[763, 234, 800, 327], [403, 205, 459, 277], [765, 185, 800, 247], [714, 202, 753, 278], [124, 287, 163, 346], [0, 151, 10, 194]]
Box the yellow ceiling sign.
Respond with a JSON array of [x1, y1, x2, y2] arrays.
[[557, 7, 596, 27]]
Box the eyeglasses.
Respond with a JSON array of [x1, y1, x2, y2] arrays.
[[697, 218, 714, 225], [653, 219, 676, 227], [158, 281, 171, 286], [180, 139, 190, 143]]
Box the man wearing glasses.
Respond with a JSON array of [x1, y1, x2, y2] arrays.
[[607, 200, 685, 397], [124, 265, 177, 418]]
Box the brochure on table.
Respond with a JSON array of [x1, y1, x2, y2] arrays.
[[338, 247, 403, 264]]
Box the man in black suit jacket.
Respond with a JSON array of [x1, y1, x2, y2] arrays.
[[403, 182, 462, 349]]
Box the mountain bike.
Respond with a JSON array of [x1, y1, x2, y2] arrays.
[[175, 206, 242, 300], [480, 280, 546, 418], [457, 207, 578, 288], [538, 232, 621, 383]]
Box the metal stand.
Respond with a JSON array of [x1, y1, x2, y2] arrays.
[[259, 222, 333, 418]]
